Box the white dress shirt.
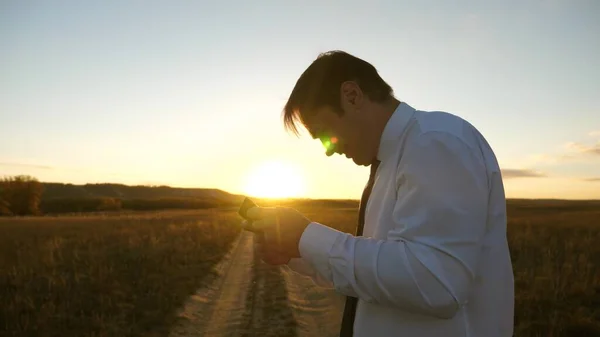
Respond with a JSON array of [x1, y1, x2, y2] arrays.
[[284, 102, 514, 337]]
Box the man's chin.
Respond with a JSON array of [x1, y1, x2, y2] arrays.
[[351, 157, 369, 166]]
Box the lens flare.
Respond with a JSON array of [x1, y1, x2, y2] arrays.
[[321, 135, 339, 152]]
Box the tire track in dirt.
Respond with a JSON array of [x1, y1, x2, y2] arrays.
[[169, 231, 254, 336], [238, 239, 297, 337], [169, 230, 299, 337], [281, 266, 346, 337]]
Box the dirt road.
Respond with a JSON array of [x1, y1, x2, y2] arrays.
[[170, 230, 345, 337]]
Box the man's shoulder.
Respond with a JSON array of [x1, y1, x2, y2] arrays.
[[411, 109, 479, 147]]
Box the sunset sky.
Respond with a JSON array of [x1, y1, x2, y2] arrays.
[[1, 1, 599, 200]]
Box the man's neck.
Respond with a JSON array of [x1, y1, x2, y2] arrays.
[[371, 97, 401, 161], [375, 98, 400, 135], [384, 97, 401, 115]]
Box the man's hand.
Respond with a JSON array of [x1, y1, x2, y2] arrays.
[[242, 206, 312, 265]]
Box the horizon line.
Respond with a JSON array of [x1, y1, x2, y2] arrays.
[[24, 179, 600, 202]]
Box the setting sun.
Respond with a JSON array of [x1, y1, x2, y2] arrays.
[[243, 160, 306, 198]]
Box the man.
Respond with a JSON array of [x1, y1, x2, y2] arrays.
[[243, 50, 514, 336]]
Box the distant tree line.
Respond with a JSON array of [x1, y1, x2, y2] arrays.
[[0, 175, 231, 216], [0, 175, 44, 216]]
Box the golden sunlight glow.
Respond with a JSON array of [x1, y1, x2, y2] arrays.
[[243, 160, 306, 198]]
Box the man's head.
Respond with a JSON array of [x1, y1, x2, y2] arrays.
[[282, 50, 398, 166]]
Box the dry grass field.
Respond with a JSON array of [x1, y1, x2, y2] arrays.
[[0, 209, 241, 337], [1, 200, 599, 337]]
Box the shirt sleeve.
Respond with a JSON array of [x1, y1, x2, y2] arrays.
[[296, 131, 490, 319], [282, 256, 334, 288]]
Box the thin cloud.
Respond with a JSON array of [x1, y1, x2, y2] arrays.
[[564, 141, 600, 156], [519, 132, 600, 167], [0, 162, 53, 170], [501, 169, 547, 178], [582, 177, 600, 182]]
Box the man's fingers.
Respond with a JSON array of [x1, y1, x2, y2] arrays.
[[255, 232, 289, 265], [262, 225, 287, 251], [251, 221, 282, 251], [241, 220, 262, 233], [250, 217, 279, 233], [245, 206, 263, 220], [243, 219, 277, 238], [252, 218, 283, 243], [242, 217, 276, 233], [245, 206, 278, 221], [249, 219, 264, 232]]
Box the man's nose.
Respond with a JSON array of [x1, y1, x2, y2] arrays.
[[325, 144, 342, 156]]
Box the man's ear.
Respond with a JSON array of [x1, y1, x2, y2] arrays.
[[340, 81, 363, 107]]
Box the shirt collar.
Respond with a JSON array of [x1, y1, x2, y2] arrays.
[[376, 101, 416, 162]]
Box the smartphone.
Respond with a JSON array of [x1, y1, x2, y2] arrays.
[[238, 197, 258, 220]]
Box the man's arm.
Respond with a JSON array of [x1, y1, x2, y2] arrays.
[[295, 131, 490, 319]]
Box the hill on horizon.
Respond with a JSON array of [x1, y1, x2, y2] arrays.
[[40, 182, 243, 203], [39, 182, 600, 204]]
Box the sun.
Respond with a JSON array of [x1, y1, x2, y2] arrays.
[[243, 160, 306, 199]]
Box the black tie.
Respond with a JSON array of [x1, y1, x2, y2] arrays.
[[339, 160, 381, 337]]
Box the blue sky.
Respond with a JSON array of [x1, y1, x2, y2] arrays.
[[1, 0, 599, 199]]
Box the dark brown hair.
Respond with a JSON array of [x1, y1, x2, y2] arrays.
[[282, 50, 394, 136]]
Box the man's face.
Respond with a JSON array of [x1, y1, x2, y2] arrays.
[[304, 103, 376, 167]]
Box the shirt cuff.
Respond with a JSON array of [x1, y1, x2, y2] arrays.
[[298, 221, 345, 283]]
